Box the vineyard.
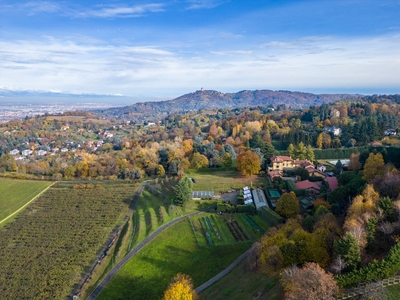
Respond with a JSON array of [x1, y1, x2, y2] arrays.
[[190, 213, 268, 246], [0, 182, 136, 299]]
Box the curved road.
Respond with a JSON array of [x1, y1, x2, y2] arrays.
[[86, 204, 205, 300]]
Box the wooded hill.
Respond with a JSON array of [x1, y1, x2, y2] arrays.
[[95, 89, 360, 122]]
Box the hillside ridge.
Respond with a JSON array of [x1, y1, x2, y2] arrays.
[[97, 89, 361, 121]]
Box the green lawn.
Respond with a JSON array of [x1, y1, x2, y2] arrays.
[[186, 170, 268, 194], [0, 178, 52, 225], [387, 284, 400, 300], [97, 219, 252, 300], [200, 259, 283, 300]]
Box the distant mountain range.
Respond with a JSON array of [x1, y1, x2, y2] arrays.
[[96, 89, 361, 121], [0, 88, 123, 98]]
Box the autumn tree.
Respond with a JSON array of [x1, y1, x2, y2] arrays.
[[190, 153, 209, 169], [363, 152, 385, 181], [348, 152, 361, 171], [163, 273, 199, 300], [157, 164, 166, 176], [280, 262, 339, 300], [276, 192, 300, 219], [236, 150, 261, 176], [222, 152, 232, 168]]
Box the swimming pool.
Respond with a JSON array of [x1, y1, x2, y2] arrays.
[[269, 189, 281, 197]]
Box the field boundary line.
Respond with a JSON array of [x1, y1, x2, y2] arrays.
[[195, 248, 251, 294], [0, 182, 55, 226]]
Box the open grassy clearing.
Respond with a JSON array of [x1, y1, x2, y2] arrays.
[[97, 219, 252, 300], [45, 115, 111, 125], [0, 178, 53, 225], [0, 182, 136, 299], [190, 213, 267, 246], [200, 259, 283, 300], [185, 170, 269, 194]]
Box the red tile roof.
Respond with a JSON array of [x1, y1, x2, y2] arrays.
[[324, 176, 338, 191], [295, 180, 320, 190], [270, 155, 293, 163]]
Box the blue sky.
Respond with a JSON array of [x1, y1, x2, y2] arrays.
[[1, 0, 400, 99]]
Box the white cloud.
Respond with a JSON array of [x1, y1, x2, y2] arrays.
[[23, 1, 61, 14], [79, 3, 165, 18], [3, 2, 165, 18], [211, 50, 252, 56], [0, 34, 399, 96], [185, 0, 230, 10]]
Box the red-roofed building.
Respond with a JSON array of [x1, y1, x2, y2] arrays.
[[324, 176, 338, 191], [295, 180, 321, 195], [269, 170, 283, 181], [369, 141, 382, 147]]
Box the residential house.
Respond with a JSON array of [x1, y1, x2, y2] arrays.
[[36, 150, 47, 156], [369, 141, 382, 147], [331, 109, 340, 118], [22, 149, 33, 156], [308, 169, 327, 179], [269, 156, 295, 171], [9, 149, 19, 156], [325, 126, 342, 136], [295, 180, 320, 196], [384, 129, 397, 136], [317, 164, 327, 172], [324, 177, 339, 192]]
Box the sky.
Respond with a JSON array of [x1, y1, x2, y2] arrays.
[[0, 0, 400, 100]]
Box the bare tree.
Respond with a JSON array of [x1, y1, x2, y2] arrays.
[[281, 262, 339, 300], [378, 221, 394, 235], [330, 255, 347, 275]]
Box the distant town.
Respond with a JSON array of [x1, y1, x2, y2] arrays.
[[0, 102, 114, 123]]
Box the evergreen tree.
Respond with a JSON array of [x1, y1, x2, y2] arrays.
[[288, 144, 295, 158], [173, 177, 192, 206], [305, 145, 315, 161], [378, 197, 395, 221], [334, 233, 361, 271]]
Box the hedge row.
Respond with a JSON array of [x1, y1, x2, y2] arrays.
[[336, 242, 400, 288], [216, 203, 255, 213], [259, 206, 284, 227]]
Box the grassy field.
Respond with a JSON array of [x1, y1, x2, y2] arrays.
[[0, 178, 53, 225], [200, 259, 283, 300], [387, 284, 400, 299], [185, 170, 269, 194], [45, 115, 111, 125], [97, 219, 252, 300]]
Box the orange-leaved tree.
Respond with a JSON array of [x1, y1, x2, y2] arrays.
[[236, 150, 260, 176]]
